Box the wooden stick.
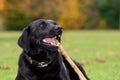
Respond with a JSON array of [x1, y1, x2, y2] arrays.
[[57, 42, 87, 80]]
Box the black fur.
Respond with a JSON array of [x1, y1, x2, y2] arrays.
[[16, 19, 90, 80]]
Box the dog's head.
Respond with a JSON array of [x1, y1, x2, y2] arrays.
[[18, 19, 62, 53]]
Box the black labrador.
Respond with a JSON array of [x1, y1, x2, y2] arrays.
[[16, 19, 90, 80]]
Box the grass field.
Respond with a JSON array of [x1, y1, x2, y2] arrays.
[[0, 30, 120, 80]]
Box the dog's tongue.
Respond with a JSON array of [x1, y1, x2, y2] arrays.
[[43, 38, 57, 46], [43, 38, 55, 43]]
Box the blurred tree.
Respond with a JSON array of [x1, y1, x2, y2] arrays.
[[3, 0, 60, 30], [0, 0, 5, 12], [18, 0, 59, 20], [3, 0, 32, 30], [3, 0, 119, 30], [0, 0, 5, 30], [83, 0, 101, 29], [3, 0, 87, 30], [58, 0, 87, 29], [111, 0, 120, 29], [96, 0, 120, 29]]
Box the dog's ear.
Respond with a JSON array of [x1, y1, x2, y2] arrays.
[[18, 27, 30, 52]]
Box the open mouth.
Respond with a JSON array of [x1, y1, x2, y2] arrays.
[[42, 35, 60, 46]]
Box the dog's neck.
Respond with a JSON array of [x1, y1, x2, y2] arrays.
[[24, 49, 59, 68], [25, 54, 50, 68]]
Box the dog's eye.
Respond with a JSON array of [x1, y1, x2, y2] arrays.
[[39, 22, 47, 29], [53, 22, 57, 25]]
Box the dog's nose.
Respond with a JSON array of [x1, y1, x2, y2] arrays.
[[56, 26, 62, 31], [55, 26, 63, 34]]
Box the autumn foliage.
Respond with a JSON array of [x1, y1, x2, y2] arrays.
[[0, 0, 119, 30], [1, 0, 87, 30], [57, 0, 86, 29]]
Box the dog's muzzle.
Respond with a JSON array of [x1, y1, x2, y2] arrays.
[[42, 27, 62, 47]]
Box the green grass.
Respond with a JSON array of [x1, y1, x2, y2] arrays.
[[0, 30, 120, 80]]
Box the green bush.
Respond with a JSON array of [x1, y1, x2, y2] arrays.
[[4, 11, 32, 30]]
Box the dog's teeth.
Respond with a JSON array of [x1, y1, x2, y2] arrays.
[[51, 42, 54, 45], [43, 39, 47, 42], [50, 42, 57, 46], [58, 35, 61, 37]]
